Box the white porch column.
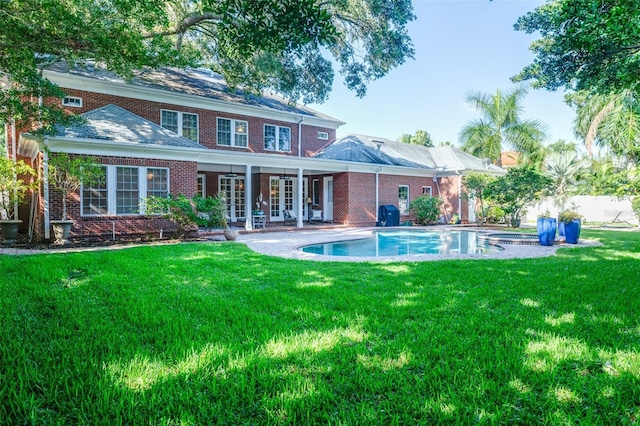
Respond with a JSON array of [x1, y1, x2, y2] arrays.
[[245, 164, 252, 230], [42, 143, 50, 239], [297, 168, 303, 228]]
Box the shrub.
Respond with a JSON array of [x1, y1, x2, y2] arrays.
[[485, 166, 553, 227], [558, 210, 582, 223], [146, 193, 227, 238], [486, 206, 506, 223], [632, 197, 640, 221], [410, 195, 443, 225]]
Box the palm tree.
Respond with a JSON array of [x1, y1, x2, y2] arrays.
[[570, 89, 640, 163], [459, 87, 547, 166], [543, 150, 590, 208]]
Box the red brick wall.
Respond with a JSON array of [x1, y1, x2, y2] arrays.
[[331, 173, 463, 226], [300, 126, 335, 156], [59, 89, 335, 157], [44, 154, 197, 240], [334, 173, 375, 225]]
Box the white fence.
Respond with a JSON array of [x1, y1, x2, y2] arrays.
[[523, 196, 638, 226]]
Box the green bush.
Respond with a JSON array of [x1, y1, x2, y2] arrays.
[[486, 206, 506, 223], [632, 197, 640, 220], [410, 195, 443, 225], [146, 193, 227, 238]]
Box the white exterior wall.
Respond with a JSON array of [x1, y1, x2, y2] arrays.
[[524, 196, 638, 225]]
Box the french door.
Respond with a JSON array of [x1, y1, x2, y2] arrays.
[[269, 177, 308, 221], [219, 176, 245, 221]]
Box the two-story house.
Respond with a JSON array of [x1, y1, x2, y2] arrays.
[[11, 62, 502, 242]]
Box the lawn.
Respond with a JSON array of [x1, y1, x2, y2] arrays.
[[1, 229, 639, 424]]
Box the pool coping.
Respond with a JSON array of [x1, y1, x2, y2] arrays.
[[238, 226, 602, 262]]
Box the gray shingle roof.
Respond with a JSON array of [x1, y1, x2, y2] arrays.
[[314, 134, 504, 173], [48, 62, 342, 122], [54, 104, 203, 148]]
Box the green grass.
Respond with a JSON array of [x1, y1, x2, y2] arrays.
[[1, 229, 639, 424]]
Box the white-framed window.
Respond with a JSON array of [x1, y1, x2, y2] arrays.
[[116, 167, 139, 214], [81, 165, 170, 216], [264, 124, 291, 152], [146, 168, 169, 199], [197, 174, 206, 197], [161, 109, 199, 142], [422, 186, 433, 197], [317, 131, 329, 140], [81, 165, 107, 215], [398, 185, 410, 216], [217, 117, 248, 147], [63, 96, 82, 108]]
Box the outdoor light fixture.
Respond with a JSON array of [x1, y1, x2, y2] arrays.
[[225, 165, 238, 177], [279, 168, 289, 180]]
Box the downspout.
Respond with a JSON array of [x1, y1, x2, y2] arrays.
[[43, 138, 50, 240], [297, 117, 304, 157], [375, 167, 381, 222]]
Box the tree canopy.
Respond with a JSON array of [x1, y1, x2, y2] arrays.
[[567, 90, 640, 163], [513, 0, 640, 94], [397, 130, 433, 147], [0, 0, 415, 130]]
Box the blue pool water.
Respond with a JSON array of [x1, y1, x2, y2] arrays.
[[300, 230, 503, 257]]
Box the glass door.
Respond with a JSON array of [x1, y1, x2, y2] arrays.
[[269, 177, 303, 221], [219, 176, 245, 221]]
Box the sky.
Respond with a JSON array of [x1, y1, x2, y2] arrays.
[[310, 0, 578, 147]]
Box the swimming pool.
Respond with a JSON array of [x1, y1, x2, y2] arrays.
[[300, 230, 503, 257]]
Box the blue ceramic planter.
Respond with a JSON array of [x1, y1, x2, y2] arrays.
[[558, 221, 565, 237], [564, 219, 581, 244], [537, 217, 557, 246]]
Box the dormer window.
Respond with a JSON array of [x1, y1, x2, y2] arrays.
[[63, 96, 82, 108]]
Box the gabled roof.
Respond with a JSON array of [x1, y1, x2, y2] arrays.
[[314, 134, 505, 174], [52, 104, 204, 148], [46, 62, 343, 124]]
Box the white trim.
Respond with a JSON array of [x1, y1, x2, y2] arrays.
[[45, 70, 345, 129], [43, 144, 50, 239], [197, 173, 206, 197], [23, 134, 454, 178], [80, 165, 169, 216], [62, 96, 82, 107], [160, 109, 199, 142], [264, 124, 291, 152], [216, 116, 248, 148], [398, 184, 409, 216]]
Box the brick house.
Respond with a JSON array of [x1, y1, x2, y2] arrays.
[[11, 63, 503, 241]]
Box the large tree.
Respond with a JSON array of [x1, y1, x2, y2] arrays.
[[567, 90, 640, 163], [397, 130, 433, 147], [459, 87, 547, 165], [0, 0, 415, 132], [513, 0, 640, 94]]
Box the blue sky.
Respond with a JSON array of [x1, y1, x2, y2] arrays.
[[310, 0, 577, 147]]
